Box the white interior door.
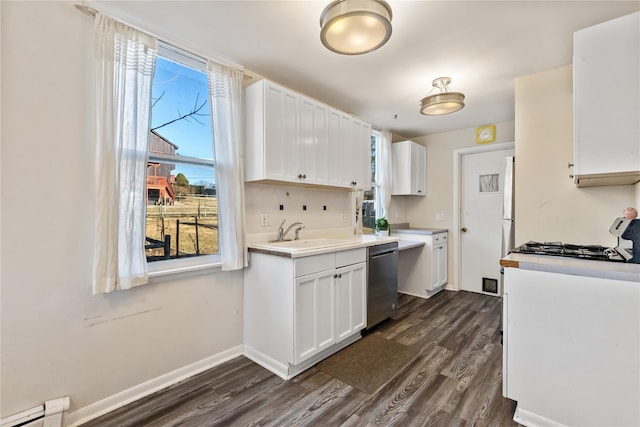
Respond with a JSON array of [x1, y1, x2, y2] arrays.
[[460, 147, 514, 294]]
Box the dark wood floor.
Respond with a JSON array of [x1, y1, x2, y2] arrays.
[[82, 291, 517, 427]]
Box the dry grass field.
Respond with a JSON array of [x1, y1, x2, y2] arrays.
[[146, 195, 218, 260]]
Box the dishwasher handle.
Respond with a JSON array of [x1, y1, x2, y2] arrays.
[[370, 249, 397, 259]]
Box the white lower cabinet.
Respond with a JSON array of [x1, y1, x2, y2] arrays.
[[335, 262, 366, 341], [433, 236, 448, 289], [294, 269, 335, 363], [391, 230, 447, 298], [244, 248, 366, 379], [503, 267, 640, 426]]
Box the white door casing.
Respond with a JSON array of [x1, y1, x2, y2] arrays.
[[453, 142, 514, 294]]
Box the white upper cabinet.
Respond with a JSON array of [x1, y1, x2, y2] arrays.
[[300, 95, 329, 185], [245, 80, 300, 183], [327, 108, 352, 188], [392, 140, 426, 196], [245, 79, 371, 189], [349, 117, 373, 190], [573, 11, 640, 187]]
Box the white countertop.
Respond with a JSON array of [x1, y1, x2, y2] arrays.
[[248, 235, 400, 258], [391, 227, 448, 235], [398, 240, 426, 250], [501, 252, 640, 282]]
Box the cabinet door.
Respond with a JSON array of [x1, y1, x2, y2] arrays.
[[300, 97, 329, 184], [574, 12, 640, 178], [350, 118, 372, 189], [264, 82, 300, 182], [435, 243, 448, 287], [327, 109, 344, 187], [335, 262, 367, 341], [392, 141, 427, 196], [411, 143, 427, 195], [327, 109, 355, 188], [294, 270, 336, 364]]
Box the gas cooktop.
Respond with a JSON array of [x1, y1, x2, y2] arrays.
[[511, 241, 625, 262]]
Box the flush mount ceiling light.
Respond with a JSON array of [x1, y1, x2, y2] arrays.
[[320, 0, 392, 55], [420, 77, 466, 116]]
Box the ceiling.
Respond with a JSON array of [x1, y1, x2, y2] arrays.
[[92, 1, 640, 139]]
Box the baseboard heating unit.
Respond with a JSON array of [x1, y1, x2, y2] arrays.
[[1, 397, 69, 427]]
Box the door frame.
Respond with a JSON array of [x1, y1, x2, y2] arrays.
[[452, 142, 514, 292]]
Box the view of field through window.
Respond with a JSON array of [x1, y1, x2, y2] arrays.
[[145, 52, 218, 261], [361, 133, 377, 234]]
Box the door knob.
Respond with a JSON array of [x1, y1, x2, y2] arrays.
[[461, 227, 468, 232]]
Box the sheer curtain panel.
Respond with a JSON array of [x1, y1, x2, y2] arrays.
[[378, 130, 393, 219], [93, 14, 157, 294], [207, 61, 247, 270]]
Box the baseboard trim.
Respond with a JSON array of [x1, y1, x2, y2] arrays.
[[64, 345, 243, 427], [513, 404, 568, 427]]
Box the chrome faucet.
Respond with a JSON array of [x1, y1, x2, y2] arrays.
[[277, 219, 305, 241]]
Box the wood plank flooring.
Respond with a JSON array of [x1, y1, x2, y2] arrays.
[[81, 291, 517, 427]]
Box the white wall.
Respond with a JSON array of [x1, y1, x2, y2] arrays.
[[515, 65, 636, 246], [1, 1, 243, 417], [391, 121, 516, 288]]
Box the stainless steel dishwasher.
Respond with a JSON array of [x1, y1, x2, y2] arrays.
[[366, 242, 398, 329]]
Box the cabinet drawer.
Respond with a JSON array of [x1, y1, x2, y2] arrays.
[[434, 234, 447, 243], [295, 253, 335, 277], [336, 248, 366, 267]]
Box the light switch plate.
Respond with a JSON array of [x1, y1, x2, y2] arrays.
[[260, 213, 271, 227]]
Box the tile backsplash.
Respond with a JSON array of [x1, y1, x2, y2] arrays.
[[245, 182, 355, 240]]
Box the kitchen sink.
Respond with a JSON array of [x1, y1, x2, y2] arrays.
[[252, 238, 360, 252]]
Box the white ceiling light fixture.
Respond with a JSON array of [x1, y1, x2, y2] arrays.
[[320, 0, 392, 55], [420, 77, 465, 116]]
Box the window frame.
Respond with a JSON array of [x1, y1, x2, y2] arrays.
[[372, 130, 383, 222], [146, 43, 222, 276]]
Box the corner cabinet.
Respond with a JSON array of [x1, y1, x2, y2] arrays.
[[245, 79, 371, 190], [244, 248, 366, 379], [392, 141, 426, 196], [573, 12, 640, 187]]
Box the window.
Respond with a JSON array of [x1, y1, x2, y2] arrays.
[[362, 130, 380, 234], [145, 44, 219, 269]]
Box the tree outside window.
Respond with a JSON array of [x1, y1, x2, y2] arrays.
[[144, 47, 218, 262]]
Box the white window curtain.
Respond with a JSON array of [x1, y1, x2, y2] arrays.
[[377, 129, 393, 219], [93, 14, 157, 294], [207, 61, 247, 270]]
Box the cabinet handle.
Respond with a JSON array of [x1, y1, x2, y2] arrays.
[[334, 274, 338, 278], [298, 174, 303, 179], [461, 227, 468, 233], [303, 174, 306, 179], [568, 162, 574, 168]]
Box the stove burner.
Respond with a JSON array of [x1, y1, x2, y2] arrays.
[[512, 241, 624, 262]]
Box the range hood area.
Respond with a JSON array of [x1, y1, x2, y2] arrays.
[[573, 171, 640, 188]]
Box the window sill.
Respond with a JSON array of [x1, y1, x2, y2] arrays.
[[147, 255, 222, 279]]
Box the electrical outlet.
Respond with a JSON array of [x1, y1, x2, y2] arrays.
[[340, 213, 348, 223], [436, 212, 445, 221], [260, 213, 271, 227]]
